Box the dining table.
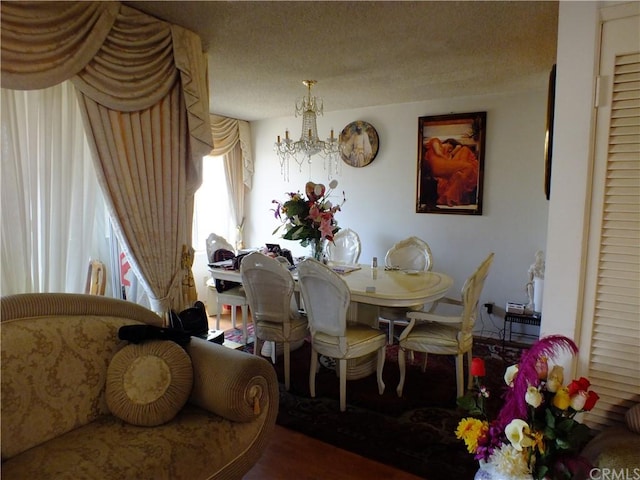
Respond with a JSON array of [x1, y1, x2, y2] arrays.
[[209, 260, 454, 379]]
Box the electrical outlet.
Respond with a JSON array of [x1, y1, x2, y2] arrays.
[[484, 302, 494, 314]]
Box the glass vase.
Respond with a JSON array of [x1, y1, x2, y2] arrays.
[[309, 238, 326, 263], [474, 461, 533, 480]]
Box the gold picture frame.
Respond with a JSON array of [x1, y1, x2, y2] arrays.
[[339, 120, 379, 168]]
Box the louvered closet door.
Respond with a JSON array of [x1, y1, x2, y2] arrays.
[[580, 3, 640, 431]]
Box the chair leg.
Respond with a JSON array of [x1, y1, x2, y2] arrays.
[[388, 319, 395, 344], [339, 359, 347, 412], [422, 353, 428, 372], [455, 354, 464, 398], [376, 347, 386, 395], [230, 305, 237, 329], [309, 348, 318, 398], [397, 347, 406, 397], [253, 337, 261, 357], [271, 341, 277, 364], [216, 300, 222, 331], [284, 342, 291, 391], [241, 305, 248, 344], [466, 349, 473, 390]]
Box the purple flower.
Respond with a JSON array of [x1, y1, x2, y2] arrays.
[[474, 421, 504, 461]]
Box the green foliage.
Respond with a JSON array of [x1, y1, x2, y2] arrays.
[[456, 377, 488, 420]]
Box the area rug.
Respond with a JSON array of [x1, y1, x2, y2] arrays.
[[224, 324, 523, 479]]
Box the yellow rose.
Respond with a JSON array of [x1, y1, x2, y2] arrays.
[[546, 365, 564, 393], [525, 386, 543, 408], [552, 387, 571, 410]]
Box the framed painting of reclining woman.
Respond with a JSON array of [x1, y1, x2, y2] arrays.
[[416, 111, 486, 215]]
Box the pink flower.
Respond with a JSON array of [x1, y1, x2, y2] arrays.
[[319, 217, 335, 240], [272, 181, 346, 246]]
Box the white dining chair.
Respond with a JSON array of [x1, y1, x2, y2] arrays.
[[205, 233, 235, 264], [396, 252, 494, 398], [240, 252, 308, 391], [380, 236, 434, 343], [206, 233, 251, 344], [384, 236, 433, 272], [85, 259, 107, 296], [325, 228, 362, 265], [297, 259, 387, 411]]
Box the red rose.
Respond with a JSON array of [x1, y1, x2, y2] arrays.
[[583, 390, 600, 411], [567, 377, 591, 396], [471, 357, 486, 377]]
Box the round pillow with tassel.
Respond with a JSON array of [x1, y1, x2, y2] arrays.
[[106, 340, 193, 426]]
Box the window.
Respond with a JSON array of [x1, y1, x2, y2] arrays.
[[192, 155, 235, 252]]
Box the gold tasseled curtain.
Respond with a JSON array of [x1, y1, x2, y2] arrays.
[[1, 1, 213, 314], [209, 114, 253, 249]]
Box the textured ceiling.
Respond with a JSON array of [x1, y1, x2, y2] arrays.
[[124, 1, 559, 121]]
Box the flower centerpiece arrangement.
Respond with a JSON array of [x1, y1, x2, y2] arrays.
[[272, 180, 345, 261], [456, 335, 600, 480]]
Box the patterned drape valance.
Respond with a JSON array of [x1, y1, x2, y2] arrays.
[[210, 114, 253, 189], [1, 0, 213, 313], [1, 2, 119, 90], [1, 1, 211, 160]]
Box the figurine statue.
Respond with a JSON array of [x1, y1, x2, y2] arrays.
[[525, 250, 545, 312], [529, 250, 545, 279], [526, 282, 535, 312]]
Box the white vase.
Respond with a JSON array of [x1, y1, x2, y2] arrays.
[[474, 461, 533, 480], [533, 276, 544, 312]]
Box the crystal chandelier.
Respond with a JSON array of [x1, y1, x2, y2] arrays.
[[274, 80, 340, 181]]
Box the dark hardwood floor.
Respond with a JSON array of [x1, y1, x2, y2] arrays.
[[210, 308, 422, 480], [244, 424, 423, 480]]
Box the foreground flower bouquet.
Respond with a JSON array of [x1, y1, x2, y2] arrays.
[[455, 336, 599, 480], [272, 180, 345, 260]]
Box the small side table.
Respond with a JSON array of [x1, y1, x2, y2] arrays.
[[503, 312, 541, 348]]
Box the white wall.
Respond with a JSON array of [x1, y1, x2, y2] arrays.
[[245, 90, 550, 340], [543, 2, 600, 343], [194, 1, 606, 350]]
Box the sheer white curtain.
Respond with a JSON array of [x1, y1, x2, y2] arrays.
[[1, 82, 109, 294], [2, 2, 213, 314]]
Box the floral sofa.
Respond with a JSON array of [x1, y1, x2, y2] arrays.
[[1, 293, 278, 479], [582, 403, 640, 473]]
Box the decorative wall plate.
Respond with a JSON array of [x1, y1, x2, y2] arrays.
[[339, 121, 379, 167]]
